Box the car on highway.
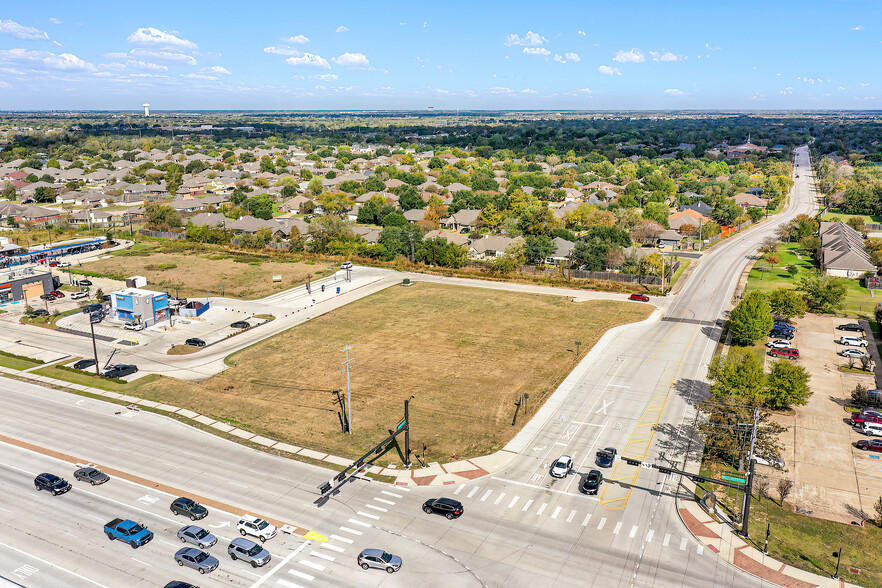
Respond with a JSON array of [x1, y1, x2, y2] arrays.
[[768, 347, 799, 360], [231, 320, 251, 329], [74, 466, 109, 485], [174, 547, 218, 575], [237, 515, 277, 542], [71, 291, 89, 300], [628, 293, 650, 302], [227, 537, 271, 568], [105, 518, 153, 548], [73, 359, 97, 370], [77, 279, 93, 287], [422, 498, 464, 520], [185, 338, 206, 348], [357, 548, 402, 573], [341, 261, 353, 270], [595, 447, 617, 468], [177, 525, 217, 549], [856, 439, 882, 452], [838, 323, 864, 332], [32, 308, 49, 317], [549, 455, 573, 478], [102, 364, 138, 379], [51, 290, 65, 298], [840, 348, 868, 359], [124, 322, 143, 331], [34, 473, 72, 495], [840, 336, 868, 347], [171, 497, 209, 521], [766, 339, 793, 350], [579, 470, 603, 495]]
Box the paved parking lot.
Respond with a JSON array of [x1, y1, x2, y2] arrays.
[[758, 314, 878, 522]]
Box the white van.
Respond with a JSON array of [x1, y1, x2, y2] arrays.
[[862, 422, 882, 437]]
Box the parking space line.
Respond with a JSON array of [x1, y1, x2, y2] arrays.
[[494, 493, 505, 505], [330, 534, 353, 544], [567, 510, 576, 523], [582, 513, 591, 526], [551, 506, 562, 519], [597, 517, 607, 530]]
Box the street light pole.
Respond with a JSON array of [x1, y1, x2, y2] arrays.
[[341, 344, 353, 434], [89, 320, 100, 375], [833, 548, 842, 580], [404, 395, 414, 467]]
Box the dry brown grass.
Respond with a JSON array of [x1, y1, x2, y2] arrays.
[[135, 283, 652, 462]]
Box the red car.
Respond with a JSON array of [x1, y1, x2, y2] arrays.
[[48, 261, 58, 267], [629, 294, 650, 302], [769, 347, 799, 360], [856, 439, 882, 452], [852, 410, 882, 426], [51, 290, 65, 298]]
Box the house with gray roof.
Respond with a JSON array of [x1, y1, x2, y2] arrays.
[[468, 235, 525, 260], [819, 221, 876, 278], [441, 209, 481, 232]]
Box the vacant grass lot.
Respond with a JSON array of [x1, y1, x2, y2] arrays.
[[79, 242, 335, 300], [822, 209, 882, 225], [133, 283, 652, 462], [744, 243, 879, 317]]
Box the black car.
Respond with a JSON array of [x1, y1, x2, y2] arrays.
[[82, 303, 103, 314], [164, 583, 199, 588], [838, 323, 864, 332], [595, 447, 617, 468], [40, 293, 56, 301], [769, 329, 794, 340], [34, 473, 72, 495], [103, 364, 138, 379], [231, 321, 251, 329], [101, 294, 112, 302], [579, 470, 603, 495], [171, 497, 209, 521], [73, 359, 97, 370], [77, 279, 93, 287], [185, 338, 206, 348], [422, 498, 464, 520], [32, 309, 49, 317]]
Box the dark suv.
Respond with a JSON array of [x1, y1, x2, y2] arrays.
[[769, 328, 794, 340], [422, 498, 463, 520], [34, 473, 72, 495], [185, 338, 206, 348], [579, 470, 603, 495], [103, 364, 138, 378], [171, 497, 209, 521]]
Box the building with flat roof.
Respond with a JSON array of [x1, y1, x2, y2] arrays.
[[0, 267, 54, 305], [110, 288, 169, 326]]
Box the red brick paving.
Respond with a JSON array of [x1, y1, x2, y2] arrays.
[[679, 507, 721, 539], [733, 550, 819, 588], [411, 474, 437, 486]]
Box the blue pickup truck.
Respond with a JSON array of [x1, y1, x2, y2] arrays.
[[104, 518, 153, 548]]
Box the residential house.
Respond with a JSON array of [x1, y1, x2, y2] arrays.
[[657, 229, 683, 248], [403, 209, 427, 224], [441, 209, 481, 232], [469, 236, 524, 260], [668, 209, 711, 233], [424, 229, 470, 247], [819, 221, 876, 278], [678, 201, 713, 216], [544, 237, 575, 265], [732, 192, 768, 209]]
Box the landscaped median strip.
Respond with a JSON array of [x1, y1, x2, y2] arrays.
[[0, 433, 327, 543]]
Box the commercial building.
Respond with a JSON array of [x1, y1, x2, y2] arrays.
[[110, 288, 169, 326], [0, 267, 55, 305]]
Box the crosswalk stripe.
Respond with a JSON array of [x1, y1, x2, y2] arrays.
[[567, 510, 576, 523], [537, 503, 547, 516], [646, 530, 654, 543], [364, 504, 387, 512], [509, 496, 519, 508], [311, 551, 335, 561], [522, 499, 534, 512], [321, 543, 345, 553], [581, 513, 591, 526], [330, 534, 353, 544], [339, 526, 363, 536], [613, 522, 622, 535], [454, 485, 465, 495], [467, 487, 480, 499], [629, 525, 638, 538], [551, 506, 562, 519], [663, 533, 670, 547], [348, 518, 371, 528], [357, 511, 380, 520], [299, 559, 325, 571], [287, 569, 315, 581], [697, 545, 704, 555], [276, 579, 304, 588], [480, 490, 492, 502], [679, 538, 687, 551], [597, 517, 607, 530], [381, 490, 403, 498], [495, 493, 505, 505], [373, 497, 395, 505]]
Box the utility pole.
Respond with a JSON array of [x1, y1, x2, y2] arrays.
[[404, 396, 414, 467], [89, 318, 100, 375], [340, 345, 354, 434], [739, 406, 765, 539], [833, 548, 843, 580]]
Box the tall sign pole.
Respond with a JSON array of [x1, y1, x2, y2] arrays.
[[341, 345, 353, 434], [404, 396, 413, 467]]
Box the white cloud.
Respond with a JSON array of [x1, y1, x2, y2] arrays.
[[127, 27, 197, 50], [129, 49, 197, 65], [264, 46, 300, 56], [520, 88, 537, 94], [181, 73, 218, 80], [650, 51, 681, 62], [523, 47, 551, 56], [838, 85, 847, 90], [332, 52, 371, 69], [0, 48, 94, 70], [778, 87, 793, 95], [201, 65, 230, 75], [286, 52, 330, 70], [613, 48, 644, 63], [285, 34, 309, 44], [554, 54, 565, 63], [573, 87, 591, 93], [504, 31, 548, 47], [852, 25, 863, 31], [100, 60, 168, 72], [488, 86, 511, 94], [860, 82, 871, 87], [49, 18, 62, 25], [399, 22, 406, 26], [0, 80, 12, 88], [565, 52, 580, 62], [0, 19, 50, 41], [423, 22, 428, 28], [597, 65, 621, 76], [312, 73, 338, 81], [577, 30, 586, 37], [335, 26, 349, 33], [664, 88, 684, 96]]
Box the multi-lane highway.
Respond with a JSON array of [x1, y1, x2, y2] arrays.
[[0, 147, 817, 587]]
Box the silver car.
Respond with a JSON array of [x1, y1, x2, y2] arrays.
[[73, 466, 109, 486], [177, 525, 217, 549], [228, 537, 271, 568], [357, 548, 402, 573], [174, 547, 219, 574]]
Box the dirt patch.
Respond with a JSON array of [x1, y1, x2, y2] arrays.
[[134, 282, 652, 462]]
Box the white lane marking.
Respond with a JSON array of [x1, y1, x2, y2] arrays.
[[339, 526, 363, 536], [536, 503, 547, 516], [613, 522, 622, 535], [494, 493, 505, 505], [381, 490, 402, 498], [373, 497, 395, 505], [679, 538, 687, 551], [522, 499, 534, 512], [453, 485, 465, 495], [357, 511, 380, 520], [629, 525, 638, 539], [0, 540, 110, 588], [131, 557, 153, 567], [597, 517, 607, 530], [480, 490, 492, 502], [607, 384, 630, 388], [287, 569, 315, 582], [509, 496, 519, 508], [87, 514, 104, 521], [467, 486, 480, 499], [250, 541, 309, 588], [330, 534, 354, 544], [595, 398, 613, 415], [159, 539, 179, 548], [299, 559, 325, 571], [551, 506, 562, 519], [311, 551, 335, 562], [348, 518, 371, 528], [228, 481, 249, 488], [554, 442, 567, 446], [663, 533, 670, 547], [581, 513, 591, 526], [570, 421, 606, 426], [276, 580, 304, 588], [567, 510, 576, 523], [321, 543, 345, 553], [697, 545, 704, 555], [59, 530, 77, 538], [646, 530, 654, 543], [137, 494, 159, 506], [364, 504, 387, 512], [490, 476, 599, 500]]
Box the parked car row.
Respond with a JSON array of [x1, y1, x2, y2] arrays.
[[767, 320, 799, 360]]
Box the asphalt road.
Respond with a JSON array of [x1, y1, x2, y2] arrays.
[[0, 148, 818, 587]]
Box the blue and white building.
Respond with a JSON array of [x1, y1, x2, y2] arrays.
[[110, 288, 169, 326]]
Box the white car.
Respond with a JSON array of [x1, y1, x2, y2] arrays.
[[237, 515, 277, 542], [341, 261, 353, 270], [549, 455, 573, 479], [840, 336, 868, 347], [840, 348, 868, 359], [71, 291, 89, 300], [124, 322, 143, 331], [766, 339, 792, 350], [56, 261, 71, 268]]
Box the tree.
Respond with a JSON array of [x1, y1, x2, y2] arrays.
[[697, 395, 786, 469], [246, 193, 274, 220], [486, 243, 525, 274], [307, 178, 324, 197], [728, 292, 774, 346], [707, 348, 767, 404], [379, 225, 423, 259], [33, 186, 57, 203], [776, 478, 794, 506], [874, 496, 882, 528], [364, 176, 385, 192], [797, 272, 848, 313], [712, 200, 742, 226], [642, 202, 670, 227], [416, 237, 466, 268], [766, 360, 811, 410], [396, 185, 424, 211], [767, 288, 807, 319], [747, 207, 764, 222], [307, 215, 353, 253], [524, 235, 555, 264], [144, 203, 181, 231]]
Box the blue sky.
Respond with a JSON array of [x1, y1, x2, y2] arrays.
[[0, 1, 879, 111]]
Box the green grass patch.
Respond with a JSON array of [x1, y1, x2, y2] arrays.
[[34, 364, 160, 393], [822, 209, 882, 224], [669, 259, 691, 287], [167, 345, 200, 355], [0, 350, 44, 371]]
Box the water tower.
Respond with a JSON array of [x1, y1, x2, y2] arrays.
[[142, 103, 150, 117]]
